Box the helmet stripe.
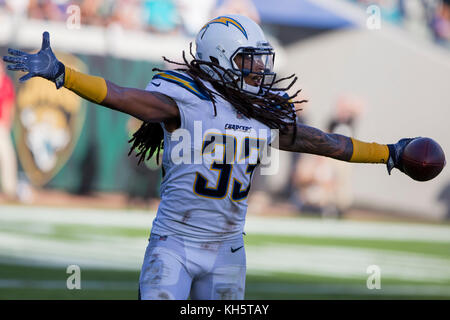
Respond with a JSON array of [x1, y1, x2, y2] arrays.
[[200, 16, 248, 39]]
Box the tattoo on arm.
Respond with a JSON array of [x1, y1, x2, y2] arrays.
[[279, 123, 354, 161]]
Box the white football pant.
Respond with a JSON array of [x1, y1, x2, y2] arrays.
[[139, 233, 246, 300]]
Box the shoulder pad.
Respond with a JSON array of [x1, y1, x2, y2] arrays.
[[152, 70, 211, 101]]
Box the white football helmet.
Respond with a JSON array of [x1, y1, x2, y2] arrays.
[[195, 14, 275, 95]]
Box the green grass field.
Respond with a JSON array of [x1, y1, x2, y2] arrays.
[[0, 205, 449, 300]]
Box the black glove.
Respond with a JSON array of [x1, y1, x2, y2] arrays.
[[386, 138, 417, 174], [2, 31, 65, 88]]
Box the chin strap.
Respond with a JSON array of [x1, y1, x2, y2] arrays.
[[241, 82, 260, 95]]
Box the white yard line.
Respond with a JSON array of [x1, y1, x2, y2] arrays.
[[0, 205, 449, 283], [0, 233, 146, 271], [0, 231, 448, 283], [245, 217, 450, 242], [0, 205, 154, 228], [246, 245, 450, 282], [1, 205, 450, 242]]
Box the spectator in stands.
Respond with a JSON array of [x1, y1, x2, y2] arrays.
[[28, 0, 66, 21], [177, 0, 216, 37], [3, 0, 29, 17], [292, 153, 337, 217], [80, 0, 113, 27], [438, 181, 450, 220], [291, 95, 364, 218], [402, 0, 430, 39], [110, 0, 143, 30], [0, 62, 18, 200], [141, 0, 180, 34], [213, 0, 260, 24], [431, 0, 450, 45], [326, 95, 364, 218]]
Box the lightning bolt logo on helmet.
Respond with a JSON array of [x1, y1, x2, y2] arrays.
[[200, 16, 248, 39]]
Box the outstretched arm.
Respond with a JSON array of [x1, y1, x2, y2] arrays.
[[279, 123, 355, 161], [101, 81, 179, 123], [278, 122, 413, 174], [2, 32, 179, 125]]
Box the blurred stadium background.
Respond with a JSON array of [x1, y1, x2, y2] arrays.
[[0, 0, 449, 299]]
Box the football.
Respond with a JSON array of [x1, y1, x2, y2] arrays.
[[401, 137, 446, 181]]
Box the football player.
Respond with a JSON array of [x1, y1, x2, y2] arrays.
[[3, 15, 413, 300]]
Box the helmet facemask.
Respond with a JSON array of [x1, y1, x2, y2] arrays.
[[229, 46, 276, 96]]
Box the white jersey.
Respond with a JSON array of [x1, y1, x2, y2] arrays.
[[146, 70, 276, 240]]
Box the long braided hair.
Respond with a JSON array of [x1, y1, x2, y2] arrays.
[[128, 45, 307, 164]]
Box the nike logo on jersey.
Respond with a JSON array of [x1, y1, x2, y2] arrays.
[[231, 246, 243, 253], [151, 82, 161, 87]]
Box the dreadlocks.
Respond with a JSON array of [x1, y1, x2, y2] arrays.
[[128, 45, 307, 164]]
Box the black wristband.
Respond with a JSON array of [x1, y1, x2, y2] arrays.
[[387, 144, 395, 160], [54, 61, 65, 89], [387, 143, 405, 172]]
